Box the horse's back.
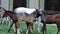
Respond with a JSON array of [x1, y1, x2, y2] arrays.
[[14, 7, 26, 13], [14, 7, 36, 14], [26, 8, 35, 14]]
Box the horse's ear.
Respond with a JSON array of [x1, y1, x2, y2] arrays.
[[35, 8, 39, 11]]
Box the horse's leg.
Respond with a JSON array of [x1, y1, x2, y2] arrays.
[[0, 15, 2, 24], [8, 22, 14, 32], [42, 24, 44, 34], [0, 17, 3, 24], [15, 16, 23, 34], [1, 14, 3, 24], [37, 21, 41, 33], [17, 21, 21, 34], [44, 24, 47, 34], [14, 21, 21, 34], [42, 23, 46, 34], [15, 22, 18, 34], [1, 18, 3, 24], [36, 19, 40, 33], [30, 23, 34, 34], [26, 23, 29, 34], [57, 24, 60, 34], [26, 23, 30, 34]]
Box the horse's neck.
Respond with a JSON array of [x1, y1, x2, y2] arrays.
[[7, 12, 13, 19], [31, 12, 37, 18], [8, 12, 17, 20], [41, 14, 46, 18]]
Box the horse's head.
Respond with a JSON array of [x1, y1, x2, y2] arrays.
[[2, 11, 8, 18], [0, 7, 5, 17], [34, 9, 43, 18], [2, 10, 12, 18]]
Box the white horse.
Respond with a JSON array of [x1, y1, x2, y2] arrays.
[[14, 7, 42, 34], [14, 7, 44, 34], [14, 7, 36, 34]]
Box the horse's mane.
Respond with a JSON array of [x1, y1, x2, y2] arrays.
[[5, 10, 16, 14]]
